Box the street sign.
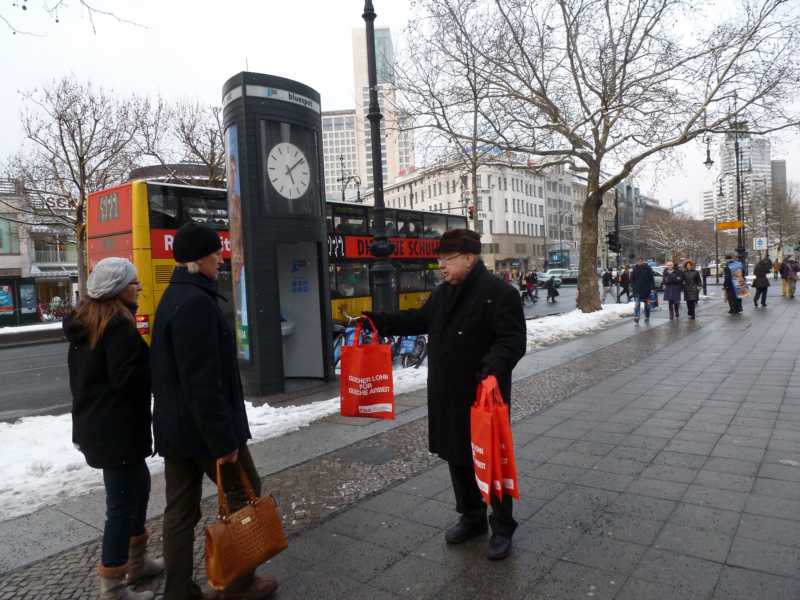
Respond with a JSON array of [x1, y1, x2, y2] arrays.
[[716, 220, 743, 231], [753, 237, 768, 251]]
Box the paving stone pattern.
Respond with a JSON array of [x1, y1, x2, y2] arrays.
[[4, 299, 800, 598]]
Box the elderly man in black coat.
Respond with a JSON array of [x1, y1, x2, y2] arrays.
[[366, 229, 527, 561], [151, 222, 276, 600]]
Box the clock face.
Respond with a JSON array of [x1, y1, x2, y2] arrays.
[[267, 142, 310, 200]]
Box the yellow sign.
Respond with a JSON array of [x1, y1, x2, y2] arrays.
[[716, 220, 743, 231]]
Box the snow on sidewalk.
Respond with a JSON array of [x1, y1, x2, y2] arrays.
[[526, 303, 634, 351], [1, 304, 637, 520], [0, 321, 63, 335], [0, 366, 429, 521]]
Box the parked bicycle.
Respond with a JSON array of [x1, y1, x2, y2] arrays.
[[332, 311, 428, 369]]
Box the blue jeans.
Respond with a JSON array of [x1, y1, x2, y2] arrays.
[[101, 461, 151, 567], [633, 295, 650, 320]]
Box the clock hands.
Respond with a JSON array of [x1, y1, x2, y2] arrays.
[[287, 157, 306, 174]]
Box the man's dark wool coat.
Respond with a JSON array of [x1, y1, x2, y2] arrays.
[[64, 309, 152, 469], [368, 261, 527, 466], [150, 268, 251, 460]]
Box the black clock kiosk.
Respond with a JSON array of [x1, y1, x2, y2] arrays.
[[222, 72, 333, 396]]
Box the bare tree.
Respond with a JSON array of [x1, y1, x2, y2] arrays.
[[133, 98, 226, 187], [404, 0, 800, 311], [3, 77, 138, 295], [2, 0, 143, 36], [397, 1, 505, 219], [640, 212, 718, 263]]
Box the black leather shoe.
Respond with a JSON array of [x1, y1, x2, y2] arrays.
[[487, 533, 512, 561], [445, 518, 488, 544]]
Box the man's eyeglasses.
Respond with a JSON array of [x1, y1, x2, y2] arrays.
[[437, 254, 463, 265]]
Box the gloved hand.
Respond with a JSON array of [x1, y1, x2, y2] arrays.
[[477, 363, 494, 383]]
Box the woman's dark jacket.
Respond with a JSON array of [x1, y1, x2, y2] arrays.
[[150, 268, 250, 460], [662, 269, 684, 303], [753, 260, 771, 289], [683, 269, 703, 302], [367, 261, 526, 466], [631, 263, 656, 297], [64, 308, 152, 469]]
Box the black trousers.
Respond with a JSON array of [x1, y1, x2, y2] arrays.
[[754, 287, 768, 306], [163, 445, 261, 600], [686, 300, 698, 318], [448, 462, 517, 537]]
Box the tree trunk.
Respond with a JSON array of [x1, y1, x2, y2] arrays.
[[576, 175, 602, 312]]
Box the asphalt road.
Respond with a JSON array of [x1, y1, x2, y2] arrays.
[[0, 284, 612, 422], [0, 341, 70, 422]]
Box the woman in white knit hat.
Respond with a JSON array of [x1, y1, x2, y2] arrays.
[[63, 257, 163, 600]]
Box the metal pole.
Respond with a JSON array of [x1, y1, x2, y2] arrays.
[[614, 188, 621, 300], [558, 210, 563, 268], [734, 133, 746, 272], [362, 0, 394, 312]]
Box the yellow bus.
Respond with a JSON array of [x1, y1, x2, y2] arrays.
[[87, 182, 465, 340]]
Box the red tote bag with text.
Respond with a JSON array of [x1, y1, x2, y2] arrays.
[[487, 378, 520, 500], [340, 317, 395, 420], [470, 382, 496, 504]]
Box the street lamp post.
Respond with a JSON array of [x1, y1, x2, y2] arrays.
[[362, 0, 394, 312], [337, 155, 361, 203]]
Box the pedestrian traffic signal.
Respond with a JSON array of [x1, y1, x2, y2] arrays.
[[468, 205, 475, 220], [606, 231, 621, 252]]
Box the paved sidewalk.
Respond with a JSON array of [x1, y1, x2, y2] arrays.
[[8, 294, 800, 599], [269, 299, 800, 599]]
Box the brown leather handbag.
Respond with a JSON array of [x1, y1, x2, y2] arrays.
[[205, 460, 288, 591]]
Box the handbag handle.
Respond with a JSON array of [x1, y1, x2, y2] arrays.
[[352, 315, 381, 347], [215, 459, 259, 520], [475, 375, 500, 407]]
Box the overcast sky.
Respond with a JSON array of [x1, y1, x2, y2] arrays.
[[1, 0, 796, 217]]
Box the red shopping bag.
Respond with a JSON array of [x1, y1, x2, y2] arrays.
[[471, 377, 521, 504], [487, 379, 520, 500], [470, 381, 496, 504], [340, 317, 395, 420]]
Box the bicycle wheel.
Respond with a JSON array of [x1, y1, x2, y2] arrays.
[[333, 335, 344, 367]]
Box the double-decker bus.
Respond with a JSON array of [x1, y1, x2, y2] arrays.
[[326, 202, 466, 320], [86, 181, 231, 341], [86, 181, 466, 340]]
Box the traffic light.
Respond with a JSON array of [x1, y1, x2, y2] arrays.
[[606, 231, 620, 252], [468, 205, 475, 220]]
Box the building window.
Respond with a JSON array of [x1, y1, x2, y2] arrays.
[[476, 175, 482, 188], [489, 220, 494, 233], [0, 216, 20, 255]]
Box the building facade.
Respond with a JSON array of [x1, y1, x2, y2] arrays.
[[322, 110, 360, 202]]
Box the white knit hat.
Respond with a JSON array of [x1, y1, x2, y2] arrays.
[[87, 257, 137, 300]]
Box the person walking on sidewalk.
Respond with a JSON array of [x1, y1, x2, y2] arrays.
[[723, 255, 744, 314], [364, 229, 526, 561], [545, 275, 559, 303], [631, 257, 656, 324], [617, 266, 631, 303], [64, 258, 163, 600], [601, 268, 613, 304], [753, 257, 772, 308], [780, 256, 794, 298], [773, 257, 781, 281], [662, 261, 684, 320], [682, 260, 702, 320], [151, 223, 277, 600]]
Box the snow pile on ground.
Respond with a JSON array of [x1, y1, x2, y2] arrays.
[[0, 321, 63, 335], [0, 365, 429, 521], [526, 303, 634, 351]]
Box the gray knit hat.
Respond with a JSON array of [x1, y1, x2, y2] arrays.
[[87, 257, 137, 300]]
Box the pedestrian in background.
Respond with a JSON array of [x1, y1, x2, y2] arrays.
[[601, 268, 613, 304], [525, 271, 538, 303], [723, 255, 744, 314], [151, 223, 277, 600], [631, 257, 655, 324], [64, 258, 162, 600], [753, 256, 772, 308], [683, 260, 702, 320], [617, 266, 631, 303], [365, 229, 526, 561], [773, 258, 781, 281], [780, 256, 794, 298], [662, 261, 684, 320], [545, 276, 559, 303]]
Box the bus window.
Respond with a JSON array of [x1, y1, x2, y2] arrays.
[[333, 263, 370, 297], [396, 212, 423, 238], [326, 209, 335, 234], [183, 194, 229, 229], [334, 206, 367, 235], [148, 189, 180, 229], [423, 214, 447, 238], [447, 215, 468, 230], [369, 209, 397, 237], [399, 266, 426, 292], [424, 266, 441, 290]]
